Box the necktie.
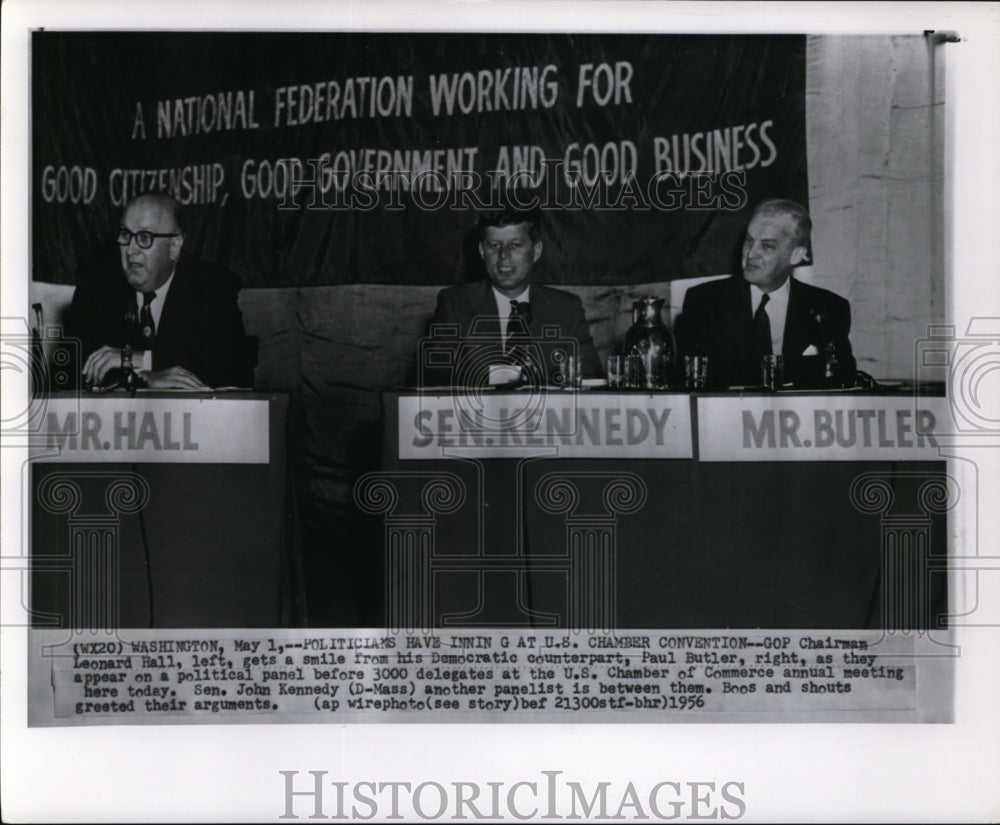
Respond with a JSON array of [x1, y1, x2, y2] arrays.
[[753, 292, 772, 357], [139, 292, 156, 351], [507, 300, 539, 383], [507, 300, 532, 348], [509, 299, 532, 325]]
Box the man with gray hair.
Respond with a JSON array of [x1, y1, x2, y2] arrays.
[[67, 193, 251, 389], [677, 198, 856, 389]]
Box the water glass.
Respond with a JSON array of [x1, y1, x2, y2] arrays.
[[561, 355, 580, 390], [761, 354, 784, 390], [624, 354, 644, 389], [607, 355, 624, 388], [684, 355, 709, 390]]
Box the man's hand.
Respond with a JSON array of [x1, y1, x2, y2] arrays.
[[81, 345, 121, 386], [139, 366, 211, 390]]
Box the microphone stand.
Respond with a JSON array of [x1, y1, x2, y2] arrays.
[[101, 308, 145, 395], [120, 343, 139, 398]]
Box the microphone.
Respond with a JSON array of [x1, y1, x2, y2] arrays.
[[121, 307, 140, 394], [123, 305, 138, 351], [101, 307, 145, 393]]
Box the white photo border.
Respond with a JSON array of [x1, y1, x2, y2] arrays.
[[3, 1, 999, 822]]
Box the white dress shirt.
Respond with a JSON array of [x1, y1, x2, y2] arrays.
[[134, 269, 176, 370], [749, 277, 791, 356]]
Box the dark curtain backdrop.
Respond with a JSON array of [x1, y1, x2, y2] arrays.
[[33, 32, 806, 288]]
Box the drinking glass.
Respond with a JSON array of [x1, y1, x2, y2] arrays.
[[684, 355, 709, 390], [607, 355, 624, 388], [761, 354, 784, 390]]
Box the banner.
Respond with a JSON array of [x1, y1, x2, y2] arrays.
[[32, 32, 806, 287]]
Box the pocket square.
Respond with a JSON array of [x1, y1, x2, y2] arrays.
[[801, 344, 819, 356]]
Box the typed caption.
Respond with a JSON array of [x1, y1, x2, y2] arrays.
[[29, 628, 951, 725]]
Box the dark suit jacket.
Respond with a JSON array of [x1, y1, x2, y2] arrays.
[[421, 280, 602, 386], [65, 253, 252, 388], [676, 275, 856, 389]]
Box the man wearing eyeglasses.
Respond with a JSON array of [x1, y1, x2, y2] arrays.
[[67, 193, 250, 389]]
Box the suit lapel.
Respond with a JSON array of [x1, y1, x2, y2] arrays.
[[731, 277, 754, 356], [783, 278, 811, 359], [526, 282, 551, 337], [469, 280, 501, 338], [153, 258, 193, 368], [728, 277, 761, 385], [733, 277, 753, 322]]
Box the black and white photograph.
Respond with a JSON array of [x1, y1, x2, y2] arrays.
[[3, 0, 999, 821]]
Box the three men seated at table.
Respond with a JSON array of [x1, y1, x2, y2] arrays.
[[67, 193, 252, 390], [68, 194, 854, 393]]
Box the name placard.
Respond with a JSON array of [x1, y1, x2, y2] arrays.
[[32, 397, 269, 464], [697, 394, 952, 462], [399, 393, 693, 459]]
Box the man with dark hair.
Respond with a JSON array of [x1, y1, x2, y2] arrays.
[[677, 198, 856, 389], [422, 209, 602, 387], [67, 193, 252, 389]]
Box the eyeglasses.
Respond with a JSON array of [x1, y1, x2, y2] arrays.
[[116, 228, 180, 249]]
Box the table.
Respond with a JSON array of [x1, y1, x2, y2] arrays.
[[30, 392, 292, 628], [377, 388, 952, 629]]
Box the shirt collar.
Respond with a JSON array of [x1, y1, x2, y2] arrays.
[[492, 285, 531, 316], [749, 276, 791, 310], [137, 268, 176, 305]]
